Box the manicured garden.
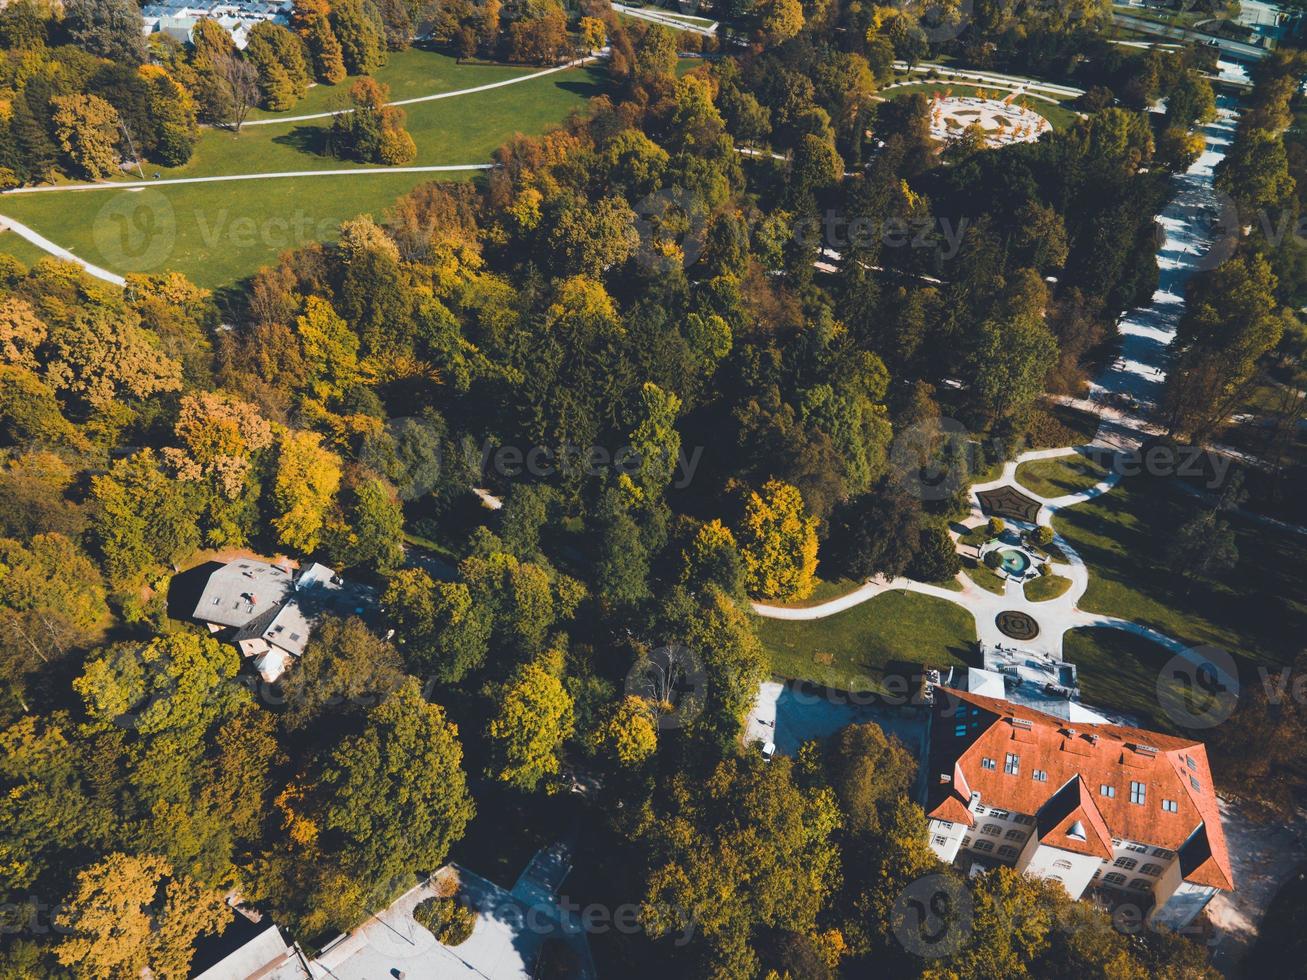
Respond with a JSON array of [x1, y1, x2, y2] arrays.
[[962, 559, 1007, 595], [1015, 450, 1111, 499], [757, 589, 977, 691], [1024, 571, 1071, 602], [1053, 475, 1307, 667]]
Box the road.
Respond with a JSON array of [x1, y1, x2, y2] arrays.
[[1112, 11, 1271, 60], [891, 61, 1085, 99]]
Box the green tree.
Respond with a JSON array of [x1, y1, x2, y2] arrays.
[[89, 450, 201, 587], [330, 477, 404, 570], [63, 0, 147, 63], [486, 656, 575, 791], [383, 570, 491, 682], [331, 0, 387, 75], [317, 677, 475, 891], [280, 616, 405, 730], [1166, 253, 1286, 440], [246, 22, 312, 110]]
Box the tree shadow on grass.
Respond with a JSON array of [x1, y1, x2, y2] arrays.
[[271, 125, 331, 157]]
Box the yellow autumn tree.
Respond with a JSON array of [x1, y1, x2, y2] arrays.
[[737, 479, 819, 601], [271, 428, 342, 553], [589, 695, 657, 767]]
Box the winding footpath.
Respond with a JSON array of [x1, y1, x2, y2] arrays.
[[754, 95, 1253, 676]]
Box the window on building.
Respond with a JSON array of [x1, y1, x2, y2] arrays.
[[1190, 775, 1201, 792], [934, 835, 949, 847], [982, 824, 1002, 836], [1005, 753, 1019, 775], [1047, 875, 1064, 884], [1153, 848, 1174, 859], [1186, 754, 1197, 771], [975, 840, 995, 853], [1129, 781, 1146, 805], [1005, 829, 1025, 841], [1103, 872, 1127, 886], [955, 724, 967, 737], [1100, 784, 1116, 798], [1162, 799, 1178, 813], [998, 845, 1018, 859], [1115, 857, 1138, 870], [989, 809, 1010, 820], [1033, 769, 1048, 782], [963, 837, 973, 847], [1141, 864, 1162, 876], [1125, 842, 1147, 853], [1014, 814, 1036, 826], [1129, 878, 1152, 891], [1052, 859, 1073, 871], [981, 757, 997, 770]]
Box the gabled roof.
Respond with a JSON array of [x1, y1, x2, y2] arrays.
[[928, 688, 1233, 890], [1035, 776, 1114, 860]]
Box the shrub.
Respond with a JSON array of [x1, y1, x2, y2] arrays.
[[379, 127, 417, 165], [414, 895, 477, 947], [983, 549, 1002, 569], [1032, 525, 1054, 547], [986, 517, 1005, 537]]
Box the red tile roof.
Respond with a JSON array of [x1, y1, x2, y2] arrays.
[[926, 688, 1233, 891]]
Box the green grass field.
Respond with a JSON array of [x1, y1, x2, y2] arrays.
[[1053, 476, 1307, 667], [963, 560, 1007, 595], [0, 229, 54, 268], [0, 64, 607, 287], [765, 575, 864, 608], [1015, 450, 1111, 499], [880, 81, 1080, 132], [245, 47, 537, 122], [756, 590, 977, 691], [1062, 627, 1182, 732], [1024, 572, 1071, 602]]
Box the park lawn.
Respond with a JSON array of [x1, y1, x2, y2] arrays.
[[0, 172, 466, 289], [880, 81, 1079, 131], [0, 66, 607, 287], [963, 559, 1007, 595], [101, 64, 607, 182], [767, 575, 865, 608], [1024, 572, 1071, 602], [1015, 450, 1111, 499], [1053, 475, 1307, 667], [245, 47, 536, 122], [0, 229, 54, 269], [1061, 627, 1182, 733], [756, 589, 976, 692]]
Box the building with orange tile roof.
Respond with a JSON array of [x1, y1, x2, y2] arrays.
[[921, 687, 1232, 928]]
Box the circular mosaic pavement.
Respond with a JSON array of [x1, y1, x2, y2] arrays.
[[995, 610, 1040, 641]]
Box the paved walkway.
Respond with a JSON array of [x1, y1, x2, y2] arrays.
[[242, 55, 602, 127], [0, 214, 125, 285], [611, 3, 719, 36], [3, 163, 495, 195]]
